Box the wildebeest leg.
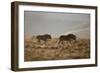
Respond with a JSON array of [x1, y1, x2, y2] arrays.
[[74, 39, 77, 43], [44, 41, 47, 45], [38, 39, 40, 43], [71, 39, 76, 44], [58, 40, 63, 45], [56, 40, 59, 45]]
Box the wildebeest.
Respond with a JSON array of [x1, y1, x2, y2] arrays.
[[59, 34, 76, 44], [37, 34, 52, 43]]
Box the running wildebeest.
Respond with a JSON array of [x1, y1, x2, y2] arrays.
[[37, 34, 52, 43], [59, 34, 77, 44]]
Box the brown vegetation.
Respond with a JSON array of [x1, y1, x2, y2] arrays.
[[24, 36, 90, 61]]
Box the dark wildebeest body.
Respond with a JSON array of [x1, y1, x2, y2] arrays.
[[37, 34, 52, 43], [59, 34, 76, 44]]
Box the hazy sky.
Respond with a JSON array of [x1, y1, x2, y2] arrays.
[[24, 11, 90, 38]]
